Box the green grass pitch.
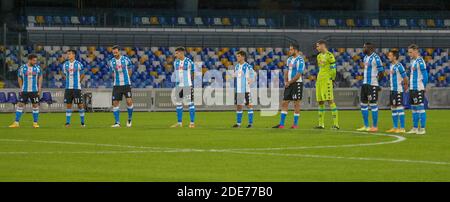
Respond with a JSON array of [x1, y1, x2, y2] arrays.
[[0, 110, 449, 182]]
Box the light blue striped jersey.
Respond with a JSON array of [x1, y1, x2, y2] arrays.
[[409, 57, 428, 91], [363, 52, 384, 86], [389, 62, 407, 92], [17, 64, 42, 92], [287, 55, 305, 82], [234, 62, 254, 93], [62, 59, 84, 90], [109, 56, 133, 86], [173, 57, 195, 87]]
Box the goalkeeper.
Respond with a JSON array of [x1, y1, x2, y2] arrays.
[[314, 40, 339, 129]]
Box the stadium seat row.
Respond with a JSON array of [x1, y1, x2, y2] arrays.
[[1, 46, 448, 89], [22, 15, 450, 29], [21, 16, 97, 26], [133, 16, 276, 27], [312, 18, 450, 28], [21, 15, 275, 27]]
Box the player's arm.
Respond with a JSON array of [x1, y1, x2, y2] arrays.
[[60, 64, 66, 80], [17, 69, 23, 90], [399, 65, 409, 91], [190, 61, 195, 83], [38, 68, 43, 95], [108, 60, 115, 82], [127, 57, 133, 77], [79, 62, 85, 81], [375, 56, 385, 81], [247, 66, 255, 85], [288, 60, 304, 86], [328, 53, 337, 80], [419, 60, 428, 87], [283, 64, 289, 87]]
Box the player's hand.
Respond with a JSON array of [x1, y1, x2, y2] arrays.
[[38, 89, 42, 96], [284, 81, 290, 88]]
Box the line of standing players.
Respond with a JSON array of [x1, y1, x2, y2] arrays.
[[8, 43, 428, 134]]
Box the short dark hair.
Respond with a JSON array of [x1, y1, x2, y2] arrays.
[[175, 46, 186, 52], [290, 43, 300, 51], [28, 54, 37, 60], [408, 44, 419, 50], [389, 49, 399, 60], [364, 42, 375, 52], [112, 45, 120, 50], [236, 50, 247, 58], [316, 39, 327, 46], [66, 49, 76, 55]]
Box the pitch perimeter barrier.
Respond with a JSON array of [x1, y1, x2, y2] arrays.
[[0, 88, 449, 113]]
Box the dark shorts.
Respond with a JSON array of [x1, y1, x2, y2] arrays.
[[283, 82, 303, 101], [409, 90, 425, 105], [235, 92, 252, 106], [64, 89, 83, 104], [390, 91, 403, 106], [360, 84, 380, 103], [19, 92, 40, 104], [175, 86, 194, 104], [112, 85, 132, 101]]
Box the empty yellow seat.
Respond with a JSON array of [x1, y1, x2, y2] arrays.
[[222, 18, 231, 25], [91, 67, 99, 74], [88, 46, 96, 52], [319, 19, 328, 26], [36, 16, 45, 24], [426, 19, 435, 27], [346, 19, 355, 27], [150, 17, 159, 25]]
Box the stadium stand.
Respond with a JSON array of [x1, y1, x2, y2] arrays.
[[23, 14, 450, 29], [1, 46, 448, 89]]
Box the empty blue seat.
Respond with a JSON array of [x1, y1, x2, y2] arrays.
[[158, 16, 167, 25], [335, 19, 345, 27], [44, 16, 53, 25], [204, 17, 213, 26], [7, 92, 18, 104], [356, 18, 365, 27], [40, 92, 54, 104], [88, 16, 97, 25], [19, 16, 27, 25], [133, 16, 141, 25], [381, 19, 391, 27], [169, 17, 177, 25], [407, 19, 417, 27], [231, 17, 240, 26], [62, 16, 71, 25], [249, 18, 257, 26], [185, 17, 194, 25], [0, 92, 7, 103], [436, 19, 444, 27], [79, 16, 88, 25]]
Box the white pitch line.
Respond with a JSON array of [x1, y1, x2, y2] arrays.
[[0, 150, 192, 155], [2, 130, 448, 166], [0, 138, 183, 151], [223, 130, 406, 151], [221, 150, 450, 165]]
